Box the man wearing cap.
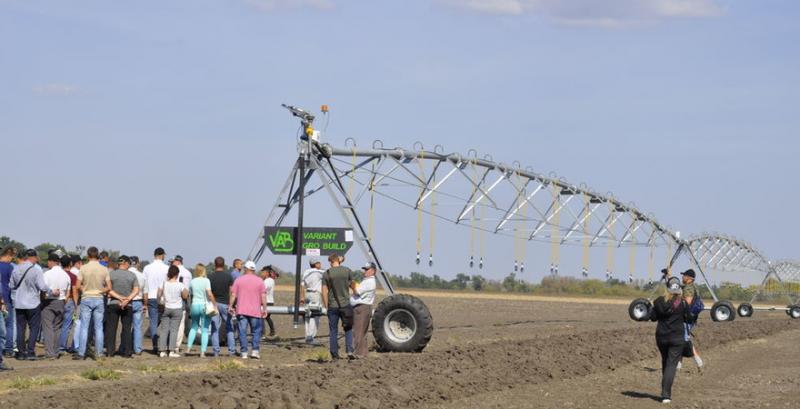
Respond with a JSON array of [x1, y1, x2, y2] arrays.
[[351, 262, 377, 358], [681, 269, 704, 370], [75, 246, 110, 360], [321, 253, 355, 360], [10, 249, 57, 360], [128, 256, 147, 355], [42, 254, 72, 359], [104, 256, 139, 358], [301, 258, 325, 345], [172, 255, 192, 353], [143, 247, 169, 353], [230, 261, 267, 359]]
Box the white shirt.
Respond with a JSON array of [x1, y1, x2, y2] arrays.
[[302, 268, 324, 292], [162, 281, 186, 309], [264, 277, 275, 304], [70, 266, 81, 280], [43, 266, 71, 301], [143, 259, 169, 297], [177, 264, 192, 287], [129, 267, 146, 301], [350, 276, 376, 306]]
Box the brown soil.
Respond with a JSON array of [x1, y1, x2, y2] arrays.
[[0, 291, 797, 408]]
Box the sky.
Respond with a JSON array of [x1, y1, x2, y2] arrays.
[[1, 0, 798, 286]]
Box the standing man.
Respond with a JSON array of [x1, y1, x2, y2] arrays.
[[128, 256, 147, 355], [0, 247, 16, 357], [351, 262, 377, 358], [74, 246, 110, 360], [230, 259, 243, 282], [321, 253, 355, 360], [681, 269, 704, 369], [105, 256, 139, 358], [68, 254, 83, 354], [10, 249, 56, 360], [59, 255, 80, 354], [208, 257, 235, 357], [301, 258, 324, 345], [260, 266, 277, 338], [42, 254, 71, 359], [172, 255, 192, 353], [143, 247, 168, 354], [230, 261, 266, 359]]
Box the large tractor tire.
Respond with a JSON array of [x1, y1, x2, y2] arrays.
[[710, 300, 735, 322], [628, 298, 652, 321], [737, 303, 754, 318], [787, 305, 800, 319], [372, 294, 433, 353]]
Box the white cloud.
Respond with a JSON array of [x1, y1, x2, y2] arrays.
[[244, 0, 334, 12], [441, 0, 723, 27], [32, 83, 83, 96]]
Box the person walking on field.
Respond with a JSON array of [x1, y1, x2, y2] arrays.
[[230, 261, 266, 360], [321, 253, 355, 360], [11, 249, 58, 360], [651, 277, 688, 404], [74, 247, 110, 360], [351, 262, 377, 358], [105, 256, 139, 358], [301, 258, 324, 345], [208, 257, 236, 357], [680, 269, 703, 370], [42, 254, 72, 359], [143, 247, 169, 353], [157, 265, 188, 358], [186, 264, 216, 357]]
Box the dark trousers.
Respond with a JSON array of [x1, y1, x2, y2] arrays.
[[147, 299, 160, 351], [264, 303, 275, 335], [41, 299, 65, 358], [15, 307, 41, 357], [104, 304, 133, 357], [657, 338, 685, 400]]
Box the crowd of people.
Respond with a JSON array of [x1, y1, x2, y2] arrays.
[[0, 245, 378, 371]]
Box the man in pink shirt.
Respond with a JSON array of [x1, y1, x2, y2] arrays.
[[230, 261, 266, 359]]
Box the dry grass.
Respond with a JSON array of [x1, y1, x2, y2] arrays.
[[80, 368, 121, 381], [211, 360, 245, 371], [136, 364, 187, 374], [304, 349, 331, 363], [4, 376, 57, 390]]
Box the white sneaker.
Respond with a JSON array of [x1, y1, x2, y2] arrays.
[[250, 350, 260, 360], [662, 398, 671, 404], [199, 352, 206, 358], [159, 352, 168, 358], [677, 361, 682, 370], [241, 352, 248, 359], [169, 352, 181, 358]]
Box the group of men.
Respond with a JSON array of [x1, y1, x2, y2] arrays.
[[0, 245, 379, 370]]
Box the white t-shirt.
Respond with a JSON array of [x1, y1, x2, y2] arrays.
[[302, 268, 324, 292], [162, 281, 186, 309], [143, 259, 169, 297], [350, 276, 376, 306], [43, 266, 71, 301], [264, 277, 275, 304], [70, 266, 81, 280], [178, 265, 193, 287], [129, 267, 146, 300]]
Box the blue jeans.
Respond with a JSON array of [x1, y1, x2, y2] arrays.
[[211, 303, 235, 355], [3, 298, 15, 353], [131, 300, 144, 354], [59, 300, 76, 352], [0, 311, 5, 353], [79, 297, 105, 357], [147, 299, 160, 351], [327, 307, 354, 357], [237, 315, 262, 354]]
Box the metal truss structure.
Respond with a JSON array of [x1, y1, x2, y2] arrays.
[[765, 260, 800, 304]]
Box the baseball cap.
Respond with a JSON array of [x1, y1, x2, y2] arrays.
[[118, 255, 131, 264], [667, 277, 682, 294], [681, 269, 696, 278], [174, 255, 184, 263], [244, 260, 256, 271], [24, 249, 38, 258], [130, 256, 140, 265], [362, 262, 377, 271], [309, 257, 321, 266], [154, 247, 165, 256]]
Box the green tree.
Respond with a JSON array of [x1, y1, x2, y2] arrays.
[[0, 236, 26, 256]]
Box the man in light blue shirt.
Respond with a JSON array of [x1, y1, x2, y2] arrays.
[[10, 249, 57, 360], [230, 259, 243, 282]]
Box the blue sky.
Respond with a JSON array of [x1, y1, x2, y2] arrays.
[[1, 0, 797, 284]]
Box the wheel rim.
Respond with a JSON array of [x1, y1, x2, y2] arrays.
[[715, 306, 731, 321], [740, 305, 751, 316], [632, 303, 649, 320], [384, 309, 418, 344], [792, 309, 800, 319]]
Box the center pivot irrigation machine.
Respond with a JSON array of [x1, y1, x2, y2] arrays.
[[247, 105, 799, 353]]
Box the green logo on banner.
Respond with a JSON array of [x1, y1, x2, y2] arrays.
[[268, 230, 295, 253]]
